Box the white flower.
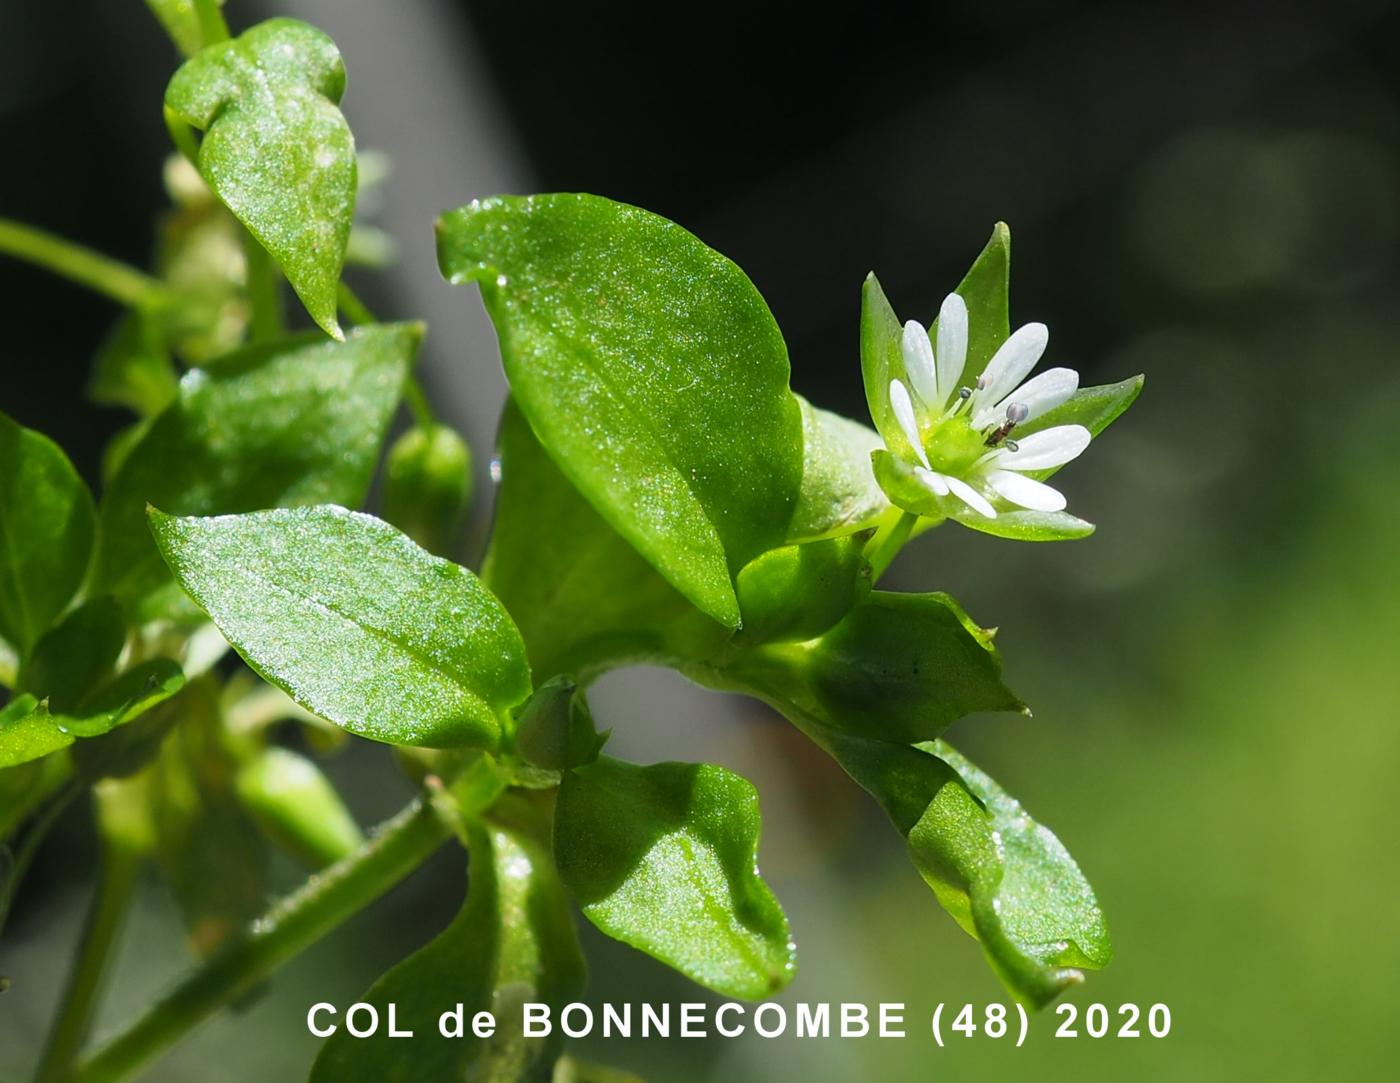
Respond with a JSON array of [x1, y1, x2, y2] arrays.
[[884, 293, 1091, 519]]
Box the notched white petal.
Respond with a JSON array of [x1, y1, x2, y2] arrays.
[[888, 379, 931, 469], [901, 321, 939, 406], [974, 322, 1049, 412], [987, 469, 1067, 512], [974, 366, 1080, 428], [935, 292, 968, 401], [992, 424, 1091, 471], [946, 475, 997, 518], [915, 466, 950, 496]]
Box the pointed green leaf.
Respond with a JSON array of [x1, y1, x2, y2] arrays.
[[165, 18, 355, 337], [555, 756, 794, 999], [310, 812, 584, 1083], [0, 411, 96, 654], [95, 324, 417, 609], [149, 506, 531, 749], [787, 395, 890, 543], [484, 399, 729, 683], [0, 659, 185, 768], [1016, 374, 1145, 481], [730, 591, 1023, 744], [789, 725, 1109, 1007], [438, 194, 804, 628]]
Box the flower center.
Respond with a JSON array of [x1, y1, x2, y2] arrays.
[[921, 415, 989, 476]]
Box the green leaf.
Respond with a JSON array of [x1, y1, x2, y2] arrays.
[[20, 596, 126, 711], [730, 591, 1023, 744], [149, 505, 531, 749], [553, 1059, 646, 1083], [903, 738, 1111, 1006], [787, 395, 890, 543], [0, 659, 185, 768], [791, 725, 1108, 1007], [0, 411, 96, 654], [484, 400, 729, 682], [439, 194, 804, 628], [235, 746, 363, 868], [734, 531, 873, 646], [95, 324, 417, 610], [310, 809, 584, 1083], [555, 756, 794, 999], [165, 18, 355, 337]]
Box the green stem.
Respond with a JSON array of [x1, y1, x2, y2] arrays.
[[0, 781, 82, 940], [0, 220, 169, 311], [866, 510, 918, 583], [193, 0, 230, 46], [33, 833, 141, 1083], [69, 797, 450, 1083], [337, 283, 436, 428], [242, 232, 283, 342]]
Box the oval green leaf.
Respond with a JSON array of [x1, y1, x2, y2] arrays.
[[0, 410, 96, 655], [438, 194, 804, 628], [555, 756, 794, 1000], [149, 505, 531, 749]]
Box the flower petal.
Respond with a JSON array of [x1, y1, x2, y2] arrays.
[[973, 322, 1048, 414], [973, 366, 1079, 429], [935, 292, 968, 402], [991, 424, 1091, 471], [888, 379, 931, 469], [986, 469, 1067, 512], [901, 321, 939, 407], [915, 466, 949, 496], [945, 475, 997, 518]]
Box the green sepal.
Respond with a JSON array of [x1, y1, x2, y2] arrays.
[[787, 395, 890, 543], [513, 675, 607, 772]]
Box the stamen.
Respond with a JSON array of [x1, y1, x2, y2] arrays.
[[1005, 438, 1019, 452], [1006, 402, 1030, 424], [940, 385, 975, 422]]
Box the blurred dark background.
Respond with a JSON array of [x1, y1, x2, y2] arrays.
[[3, 1, 1399, 1079]]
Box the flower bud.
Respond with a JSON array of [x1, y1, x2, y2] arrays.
[[383, 423, 472, 555], [236, 747, 363, 869]]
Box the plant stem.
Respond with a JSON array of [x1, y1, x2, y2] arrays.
[[69, 797, 450, 1083], [337, 282, 436, 428], [192, 0, 230, 46], [33, 831, 141, 1083], [242, 232, 283, 342], [0, 220, 169, 311], [866, 510, 919, 583]]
